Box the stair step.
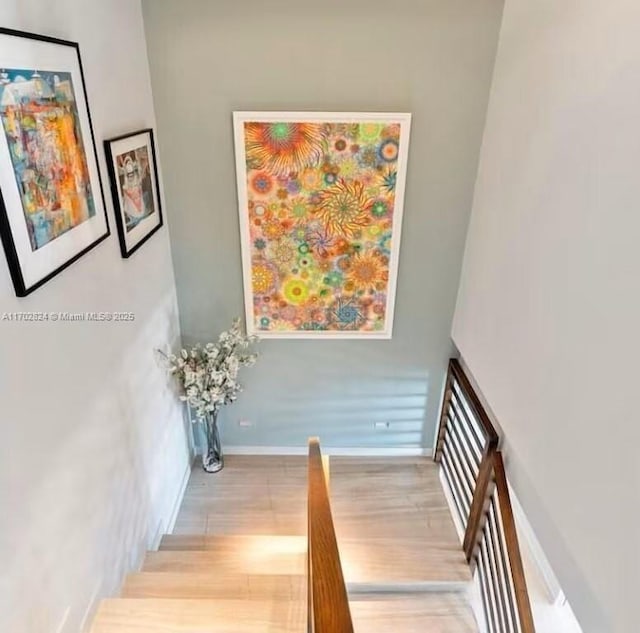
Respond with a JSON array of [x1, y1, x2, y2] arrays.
[[349, 593, 479, 633], [339, 537, 471, 584], [142, 547, 305, 575], [159, 533, 305, 552], [90, 598, 303, 633], [122, 572, 303, 600], [159, 534, 470, 584]]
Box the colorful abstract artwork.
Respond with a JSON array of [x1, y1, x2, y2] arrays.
[[0, 68, 95, 250], [233, 112, 411, 338], [104, 128, 163, 258], [0, 29, 108, 297]]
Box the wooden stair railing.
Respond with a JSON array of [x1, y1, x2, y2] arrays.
[[435, 358, 499, 544], [470, 450, 535, 633], [307, 437, 354, 633], [435, 359, 536, 633]]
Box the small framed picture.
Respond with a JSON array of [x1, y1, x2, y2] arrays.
[[104, 128, 163, 257]]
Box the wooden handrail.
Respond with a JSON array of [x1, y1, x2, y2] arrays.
[[307, 438, 353, 633], [493, 452, 535, 633], [463, 446, 496, 559]]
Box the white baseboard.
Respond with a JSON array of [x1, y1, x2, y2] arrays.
[[149, 519, 164, 553], [54, 606, 71, 633], [508, 482, 564, 605], [164, 457, 193, 537], [80, 580, 102, 633], [223, 445, 432, 457], [438, 465, 466, 544]]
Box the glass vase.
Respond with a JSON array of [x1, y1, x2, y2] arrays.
[[202, 410, 224, 473]]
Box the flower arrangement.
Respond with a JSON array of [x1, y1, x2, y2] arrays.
[[162, 318, 258, 421]]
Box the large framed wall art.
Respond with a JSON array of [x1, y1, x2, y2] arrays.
[[233, 112, 411, 339], [0, 28, 108, 297]]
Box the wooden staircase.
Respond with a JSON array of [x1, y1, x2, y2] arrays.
[[91, 533, 306, 632], [88, 448, 480, 633], [90, 536, 476, 632], [90, 361, 539, 633]]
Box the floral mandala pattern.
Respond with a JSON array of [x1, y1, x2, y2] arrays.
[[238, 117, 408, 335], [316, 179, 372, 238], [245, 122, 325, 176]]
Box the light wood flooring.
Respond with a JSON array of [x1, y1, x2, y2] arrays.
[[174, 455, 470, 582], [90, 455, 478, 632]]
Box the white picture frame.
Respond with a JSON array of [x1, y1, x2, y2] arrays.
[[233, 111, 411, 339]]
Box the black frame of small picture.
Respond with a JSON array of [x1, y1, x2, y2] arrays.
[[104, 128, 163, 258]]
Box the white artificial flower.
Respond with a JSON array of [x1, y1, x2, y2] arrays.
[[161, 318, 259, 420]]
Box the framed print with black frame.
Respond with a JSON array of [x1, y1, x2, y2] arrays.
[[0, 28, 109, 297], [104, 128, 163, 258]]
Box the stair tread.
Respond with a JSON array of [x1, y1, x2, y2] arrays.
[[90, 598, 303, 633], [339, 536, 471, 584], [142, 546, 305, 575], [92, 594, 477, 633], [349, 593, 479, 633], [159, 534, 305, 551], [122, 571, 303, 599], [159, 534, 471, 583]]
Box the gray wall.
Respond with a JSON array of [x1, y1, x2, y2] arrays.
[[0, 2, 190, 632], [452, 0, 640, 631], [142, 0, 504, 448]]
